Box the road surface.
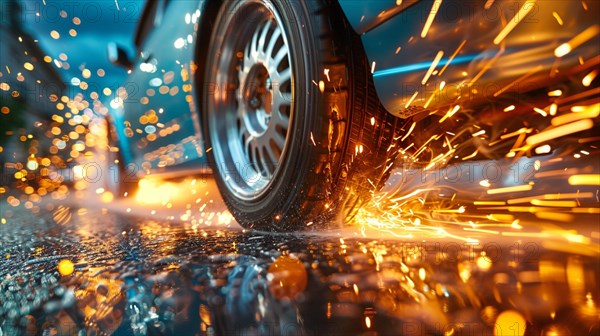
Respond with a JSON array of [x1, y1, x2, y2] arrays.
[[1, 179, 598, 335]]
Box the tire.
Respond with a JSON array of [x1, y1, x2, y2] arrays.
[[201, 0, 403, 231]]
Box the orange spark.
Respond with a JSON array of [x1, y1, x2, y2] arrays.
[[526, 119, 594, 146], [555, 24, 600, 58], [487, 184, 533, 195], [421, 50, 444, 85], [421, 0, 443, 38], [493, 0, 537, 45]]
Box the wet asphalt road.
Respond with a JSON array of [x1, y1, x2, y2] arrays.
[[1, 204, 599, 336]]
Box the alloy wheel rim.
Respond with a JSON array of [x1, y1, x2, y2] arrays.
[[209, 2, 295, 200]]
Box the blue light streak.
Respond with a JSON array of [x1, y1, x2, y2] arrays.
[[372, 54, 479, 78]]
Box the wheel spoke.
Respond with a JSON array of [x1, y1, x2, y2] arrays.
[[250, 25, 260, 55], [275, 68, 291, 84], [238, 120, 248, 139], [272, 131, 286, 150], [243, 43, 252, 71], [244, 134, 256, 163], [265, 27, 281, 57], [272, 46, 288, 67], [273, 112, 289, 130], [272, 91, 291, 129], [236, 95, 246, 122], [261, 145, 278, 176], [273, 91, 292, 109], [258, 20, 272, 53]]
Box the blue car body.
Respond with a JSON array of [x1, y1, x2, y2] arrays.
[[108, 0, 597, 175]]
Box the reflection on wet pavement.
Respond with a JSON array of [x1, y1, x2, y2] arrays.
[[1, 209, 598, 335]]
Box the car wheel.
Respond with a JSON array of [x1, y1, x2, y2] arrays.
[[201, 0, 403, 230]]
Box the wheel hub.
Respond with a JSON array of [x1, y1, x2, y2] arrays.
[[243, 63, 273, 137]]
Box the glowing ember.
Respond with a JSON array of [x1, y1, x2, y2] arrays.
[[58, 259, 75, 276]]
